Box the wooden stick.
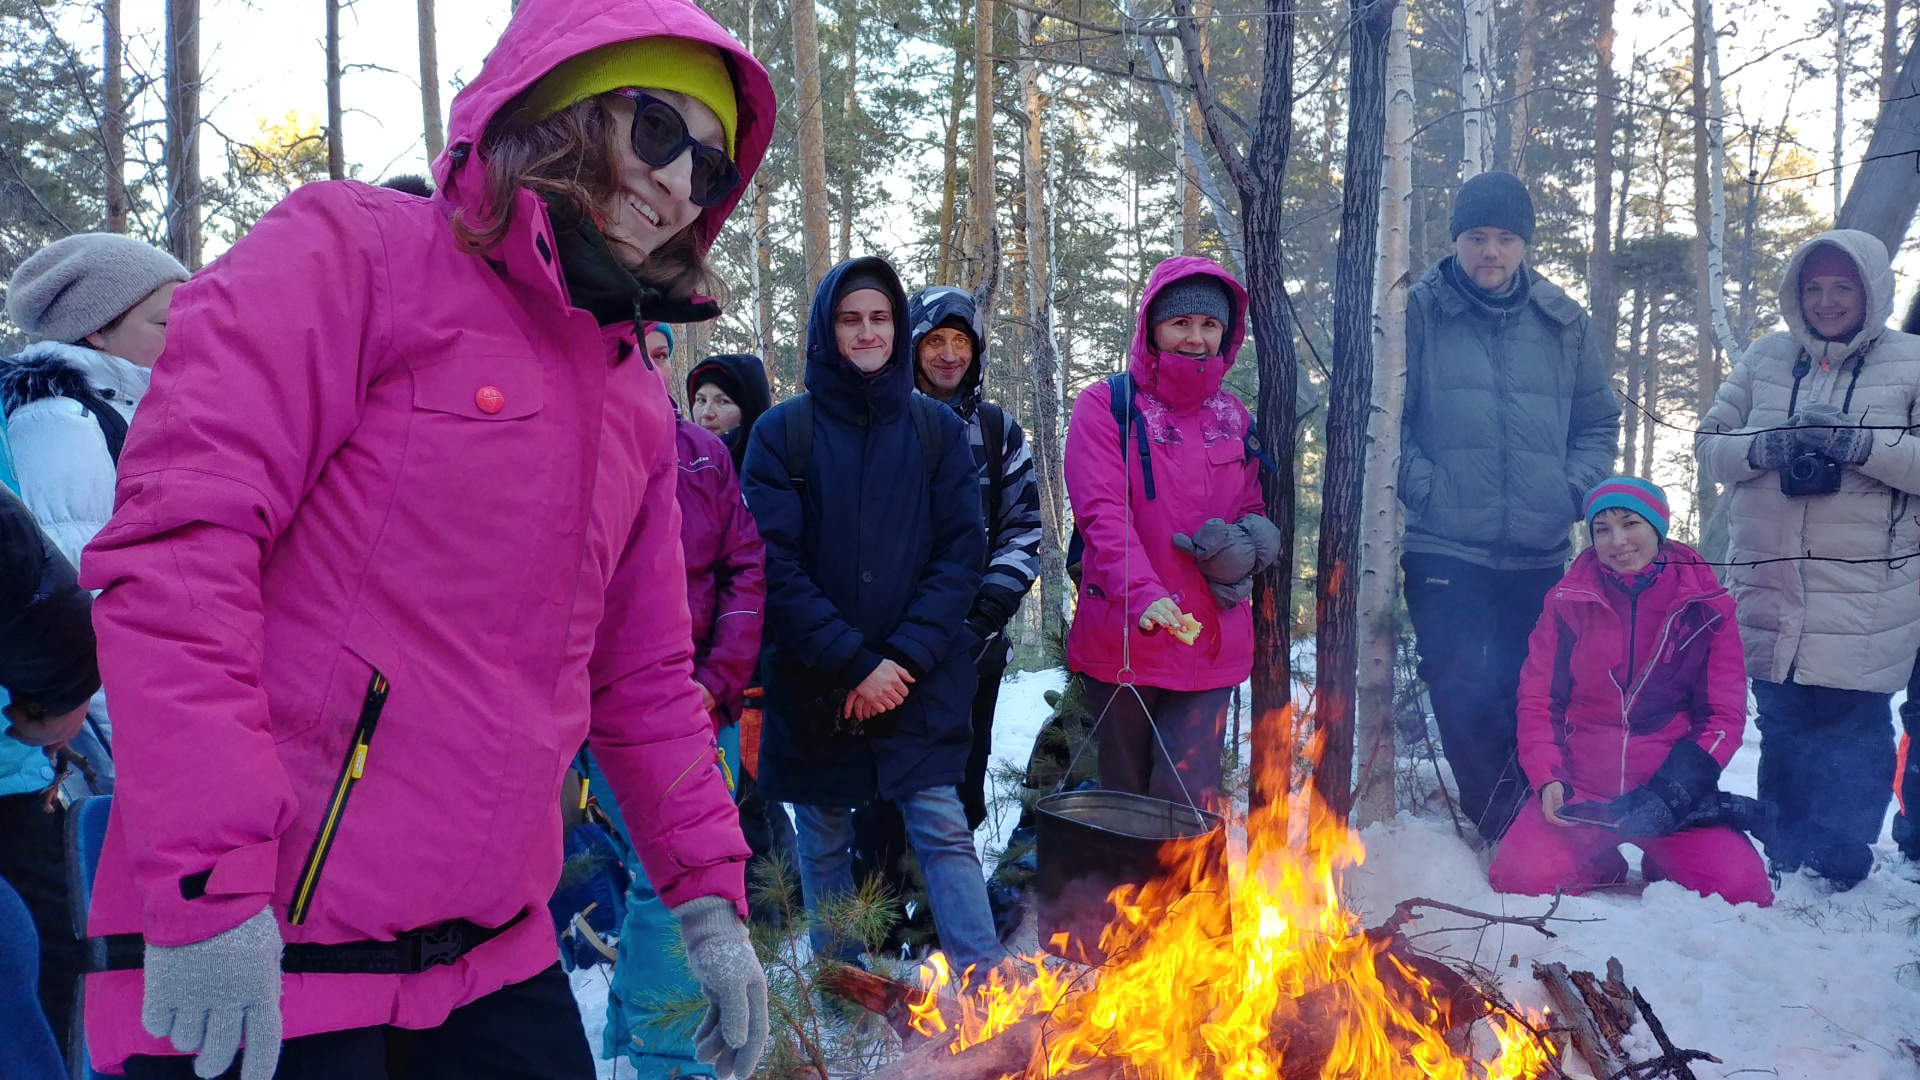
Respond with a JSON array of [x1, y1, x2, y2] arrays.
[[818, 966, 937, 1042], [1533, 961, 1630, 1079]]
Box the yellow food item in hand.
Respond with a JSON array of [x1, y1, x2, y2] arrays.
[[1171, 612, 1203, 646]]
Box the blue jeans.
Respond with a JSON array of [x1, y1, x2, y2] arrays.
[[1753, 679, 1896, 887], [793, 787, 1005, 972], [0, 872, 63, 1080]]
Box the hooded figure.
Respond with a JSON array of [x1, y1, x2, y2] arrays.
[[686, 352, 773, 470], [77, 3, 777, 1077], [905, 285, 1042, 825], [1696, 228, 1920, 889], [1064, 257, 1270, 815], [741, 257, 1005, 972]]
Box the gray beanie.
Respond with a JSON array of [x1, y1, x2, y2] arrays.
[[7, 233, 189, 343], [1449, 171, 1536, 243], [1145, 275, 1233, 331]]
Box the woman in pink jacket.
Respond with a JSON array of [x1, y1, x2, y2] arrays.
[[1064, 258, 1277, 814], [79, 2, 776, 1078], [1488, 479, 1772, 906]]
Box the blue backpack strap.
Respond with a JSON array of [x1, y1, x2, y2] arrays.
[[1243, 427, 1278, 473], [1108, 373, 1154, 500]]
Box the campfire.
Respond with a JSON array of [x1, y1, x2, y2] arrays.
[[878, 752, 1557, 1080]]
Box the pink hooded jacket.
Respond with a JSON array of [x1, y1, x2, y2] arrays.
[[1516, 544, 1747, 802], [1065, 257, 1265, 692], [77, 0, 776, 1069], [676, 419, 765, 726]]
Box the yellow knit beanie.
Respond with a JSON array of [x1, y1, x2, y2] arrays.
[[522, 37, 738, 156]]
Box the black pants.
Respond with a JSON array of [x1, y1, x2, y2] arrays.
[[1753, 679, 1896, 888], [122, 964, 594, 1080], [0, 790, 79, 1061], [735, 765, 801, 927], [959, 669, 1007, 830], [1401, 553, 1561, 841], [1083, 678, 1233, 815]]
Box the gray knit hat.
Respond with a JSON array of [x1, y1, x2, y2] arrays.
[[7, 233, 189, 343], [1145, 275, 1233, 330], [1449, 171, 1536, 243]]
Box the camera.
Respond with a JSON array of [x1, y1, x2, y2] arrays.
[[1780, 449, 1844, 497]]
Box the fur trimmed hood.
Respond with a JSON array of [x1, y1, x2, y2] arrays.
[[0, 341, 149, 417]]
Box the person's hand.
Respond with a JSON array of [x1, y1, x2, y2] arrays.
[[1747, 427, 1799, 471], [1790, 403, 1874, 465], [698, 684, 718, 715], [142, 908, 283, 1080], [1539, 781, 1577, 829], [1139, 597, 1184, 632], [674, 897, 769, 1079], [4, 700, 89, 752], [843, 660, 913, 721]]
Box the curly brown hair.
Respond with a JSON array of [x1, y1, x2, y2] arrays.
[[451, 95, 719, 302]]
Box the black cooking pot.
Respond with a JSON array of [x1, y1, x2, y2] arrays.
[[1034, 789, 1225, 965]]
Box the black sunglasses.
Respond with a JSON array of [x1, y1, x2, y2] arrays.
[[610, 89, 741, 208]]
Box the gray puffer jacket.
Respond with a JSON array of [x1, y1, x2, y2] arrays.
[[1399, 257, 1621, 569], [1696, 229, 1920, 694]]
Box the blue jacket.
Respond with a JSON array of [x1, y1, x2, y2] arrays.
[[742, 258, 986, 805]]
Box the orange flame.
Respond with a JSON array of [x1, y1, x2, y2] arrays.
[[908, 704, 1555, 1079]]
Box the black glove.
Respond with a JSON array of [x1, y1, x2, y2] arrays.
[[1605, 740, 1722, 839], [1672, 791, 1777, 837]]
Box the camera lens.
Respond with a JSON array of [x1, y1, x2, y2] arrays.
[[1788, 455, 1819, 482]]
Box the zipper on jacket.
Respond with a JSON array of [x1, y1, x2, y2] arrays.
[[288, 671, 390, 925]]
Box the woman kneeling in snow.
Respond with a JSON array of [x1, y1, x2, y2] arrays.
[[1487, 479, 1773, 906]]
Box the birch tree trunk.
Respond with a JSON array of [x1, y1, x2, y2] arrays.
[[1354, 0, 1411, 827], [1885, 0, 1905, 103], [1174, 0, 1298, 811], [1589, 0, 1615, 379], [1691, 0, 1720, 544], [1017, 8, 1069, 642], [103, 0, 127, 232], [164, 0, 201, 266], [1460, 0, 1493, 180], [1139, 10, 1242, 274], [418, 0, 444, 162], [793, 0, 833, 301], [327, 0, 345, 180]]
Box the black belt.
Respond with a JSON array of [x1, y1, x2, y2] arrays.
[[87, 910, 529, 976]]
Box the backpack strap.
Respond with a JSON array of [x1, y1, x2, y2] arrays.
[[1108, 373, 1154, 500], [68, 385, 127, 466], [783, 393, 814, 488], [909, 393, 942, 476], [977, 400, 1007, 544]]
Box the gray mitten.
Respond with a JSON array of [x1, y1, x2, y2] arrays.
[[1235, 514, 1282, 573], [1207, 574, 1255, 608], [1747, 427, 1799, 470], [1792, 402, 1874, 465], [1172, 518, 1257, 585], [142, 908, 283, 1080], [675, 896, 769, 1080]]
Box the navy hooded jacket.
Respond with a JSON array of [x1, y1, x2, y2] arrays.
[[742, 258, 986, 805]]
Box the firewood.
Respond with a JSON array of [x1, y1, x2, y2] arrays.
[[818, 965, 935, 1042], [1533, 961, 1630, 1080]]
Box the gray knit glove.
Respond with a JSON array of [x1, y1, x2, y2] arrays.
[[1791, 402, 1875, 465], [1747, 426, 1800, 470], [142, 908, 282, 1080], [674, 896, 769, 1080]]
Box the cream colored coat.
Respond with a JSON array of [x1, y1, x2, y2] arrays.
[[1696, 229, 1920, 693]]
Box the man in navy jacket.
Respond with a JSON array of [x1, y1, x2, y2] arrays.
[[742, 257, 1003, 972]]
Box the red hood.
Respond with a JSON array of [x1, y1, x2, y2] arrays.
[[1127, 256, 1250, 388], [432, 0, 776, 255]]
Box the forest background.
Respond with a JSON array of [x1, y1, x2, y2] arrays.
[[0, 0, 1910, 817]]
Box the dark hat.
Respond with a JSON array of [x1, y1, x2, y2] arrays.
[[1144, 275, 1233, 331], [833, 269, 896, 311], [1449, 171, 1536, 243]]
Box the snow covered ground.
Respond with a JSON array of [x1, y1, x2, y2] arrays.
[[575, 667, 1920, 1079]]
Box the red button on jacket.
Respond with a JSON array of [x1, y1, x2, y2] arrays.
[[475, 385, 506, 414]]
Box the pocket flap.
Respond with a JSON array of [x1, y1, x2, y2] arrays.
[[1205, 436, 1246, 466], [413, 356, 544, 420]]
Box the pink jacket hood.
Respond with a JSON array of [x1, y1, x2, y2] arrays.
[[433, 0, 776, 254], [1127, 256, 1250, 397]]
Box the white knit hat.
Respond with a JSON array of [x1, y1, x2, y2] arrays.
[[6, 233, 189, 343]]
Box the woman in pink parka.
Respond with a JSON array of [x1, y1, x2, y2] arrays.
[[79, 2, 775, 1078], [1065, 257, 1278, 814]]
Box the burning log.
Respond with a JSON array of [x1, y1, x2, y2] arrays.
[[818, 965, 939, 1042], [1533, 961, 1630, 1078], [1532, 958, 1721, 1080]]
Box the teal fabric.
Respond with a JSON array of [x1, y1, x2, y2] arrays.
[[588, 727, 739, 1076], [0, 687, 58, 798]]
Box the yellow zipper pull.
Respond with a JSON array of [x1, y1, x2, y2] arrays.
[[349, 742, 369, 780], [578, 777, 591, 811]]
